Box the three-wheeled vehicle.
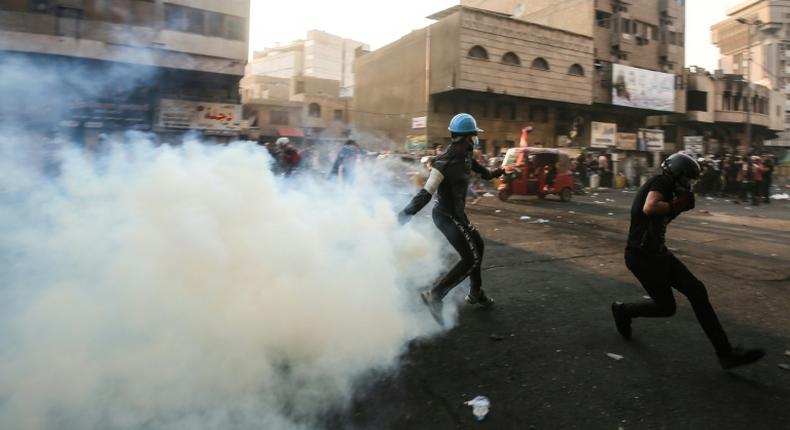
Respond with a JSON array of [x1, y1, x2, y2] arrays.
[[497, 147, 575, 202]]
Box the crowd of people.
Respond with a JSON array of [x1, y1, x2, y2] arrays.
[[695, 154, 776, 205]]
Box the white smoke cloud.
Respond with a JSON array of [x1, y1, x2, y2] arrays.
[[0, 134, 452, 429]]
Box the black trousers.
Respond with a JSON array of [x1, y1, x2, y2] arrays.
[[624, 249, 732, 356], [430, 208, 484, 300]]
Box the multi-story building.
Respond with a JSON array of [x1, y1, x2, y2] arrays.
[[0, 0, 250, 144], [353, 1, 686, 171], [711, 0, 790, 148], [650, 66, 783, 157], [244, 30, 369, 98]]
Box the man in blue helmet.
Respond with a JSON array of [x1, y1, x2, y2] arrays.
[[398, 113, 504, 324], [611, 152, 764, 370]]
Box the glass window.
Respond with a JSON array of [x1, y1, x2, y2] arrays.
[[333, 109, 343, 121], [308, 103, 321, 118], [595, 10, 611, 28], [206, 12, 225, 37], [226, 15, 245, 41]]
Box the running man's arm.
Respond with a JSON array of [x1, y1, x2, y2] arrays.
[[471, 159, 503, 180], [398, 168, 444, 224]]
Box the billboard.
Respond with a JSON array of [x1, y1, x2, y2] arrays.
[[616, 132, 637, 150], [638, 128, 665, 152], [612, 64, 675, 111], [157, 99, 242, 133], [590, 121, 616, 148], [683, 136, 704, 155]]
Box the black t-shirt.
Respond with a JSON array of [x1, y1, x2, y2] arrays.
[[626, 174, 675, 254]]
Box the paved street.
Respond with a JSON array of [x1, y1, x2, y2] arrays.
[[341, 189, 790, 430]]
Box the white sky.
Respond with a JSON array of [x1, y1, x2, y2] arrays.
[[250, 0, 747, 71]]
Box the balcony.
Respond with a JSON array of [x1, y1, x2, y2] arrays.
[[611, 32, 634, 53], [659, 0, 681, 19]]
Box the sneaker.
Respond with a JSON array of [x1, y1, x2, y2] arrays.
[[611, 302, 632, 340], [420, 290, 444, 325], [465, 290, 494, 307], [718, 346, 765, 370]]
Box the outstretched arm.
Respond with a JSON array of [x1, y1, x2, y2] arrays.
[[398, 168, 444, 224], [472, 159, 503, 180]]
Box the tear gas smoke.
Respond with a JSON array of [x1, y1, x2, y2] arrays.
[[0, 133, 453, 429]]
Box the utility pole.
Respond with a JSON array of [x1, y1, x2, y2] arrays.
[[736, 18, 763, 153]]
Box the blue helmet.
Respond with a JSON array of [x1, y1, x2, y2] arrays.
[[448, 113, 483, 135]]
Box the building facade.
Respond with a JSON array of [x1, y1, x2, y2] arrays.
[[244, 30, 369, 98], [0, 0, 250, 144], [649, 66, 783, 156], [353, 1, 686, 170], [711, 0, 790, 148]]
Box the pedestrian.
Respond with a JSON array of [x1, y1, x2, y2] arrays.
[[275, 137, 301, 176], [329, 139, 362, 183], [761, 156, 774, 203], [735, 157, 758, 205], [611, 152, 764, 370], [398, 113, 504, 324]]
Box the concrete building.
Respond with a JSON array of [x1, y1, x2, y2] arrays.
[[244, 30, 369, 98], [353, 5, 594, 155], [650, 66, 783, 157], [353, 1, 686, 167], [712, 0, 790, 148], [0, 0, 250, 144]]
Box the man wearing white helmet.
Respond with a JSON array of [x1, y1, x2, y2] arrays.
[[399, 113, 504, 324], [611, 152, 764, 370]]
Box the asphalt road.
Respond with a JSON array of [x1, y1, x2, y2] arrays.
[[339, 188, 790, 430]]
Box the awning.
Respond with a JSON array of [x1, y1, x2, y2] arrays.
[[277, 127, 304, 137]]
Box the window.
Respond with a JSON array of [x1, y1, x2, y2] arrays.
[[649, 24, 658, 40], [206, 12, 225, 38], [595, 10, 611, 28], [56, 7, 81, 37], [333, 109, 344, 121], [270, 110, 289, 125], [469, 100, 488, 118], [468, 45, 488, 60], [502, 52, 520, 66], [528, 106, 548, 123], [495, 103, 516, 120], [568, 64, 585, 76], [294, 81, 305, 95], [308, 103, 321, 118], [226, 15, 245, 41], [687, 90, 707, 111], [531, 57, 549, 71]]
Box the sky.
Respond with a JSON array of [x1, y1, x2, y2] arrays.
[[250, 0, 747, 70]]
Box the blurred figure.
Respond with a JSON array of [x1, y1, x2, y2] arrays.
[[761, 156, 774, 203], [734, 156, 758, 205], [276, 137, 301, 176], [329, 139, 362, 183]]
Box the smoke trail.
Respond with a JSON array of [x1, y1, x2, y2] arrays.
[[0, 133, 452, 429]]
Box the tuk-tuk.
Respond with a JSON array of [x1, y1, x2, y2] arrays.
[[497, 147, 574, 202]]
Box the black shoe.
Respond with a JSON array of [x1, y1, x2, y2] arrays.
[[465, 290, 494, 307], [611, 302, 632, 340], [718, 346, 765, 370], [421, 290, 444, 325]]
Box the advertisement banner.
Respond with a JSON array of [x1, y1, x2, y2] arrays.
[[405, 134, 427, 151], [69, 99, 152, 130], [612, 64, 675, 112], [683, 136, 704, 156], [616, 132, 637, 150], [157, 99, 242, 133], [591, 121, 616, 148], [638, 128, 665, 152]]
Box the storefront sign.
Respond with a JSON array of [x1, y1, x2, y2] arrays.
[[591, 121, 617, 148], [70, 100, 151, 130], [406, 134, 427, 151], [616, 132, 637, 150], [638, 128, 665, 152], [157, 99, 241, 133], [411, 116, 427, 129], [612, 64, 675, 112], [683, 136, 704, 155]]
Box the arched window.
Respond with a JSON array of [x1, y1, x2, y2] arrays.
[[531, 57, 549, 71], [468, 45, 488, 60], [501, 52, 520, 66], [308, 103, 321, 118], [568, 63, 585, 76]]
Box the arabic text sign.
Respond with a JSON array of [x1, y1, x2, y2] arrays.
[[638, 128, 665, 152], [591, 121, 616, 148], [412, 116, 427, 129], [683, 136, 704, 155], [157, 99, 242, 132], [612, 64, 675, 112]]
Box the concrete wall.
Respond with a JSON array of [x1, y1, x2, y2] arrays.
[[454, 9, 594, 105], [352, 29, 429, 146], [461, 0, 594, 37]]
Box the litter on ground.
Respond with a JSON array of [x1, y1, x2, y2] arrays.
[[607, 353, 624, 361]]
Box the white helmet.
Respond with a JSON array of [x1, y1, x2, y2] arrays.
[[275, 137, 290, 146]]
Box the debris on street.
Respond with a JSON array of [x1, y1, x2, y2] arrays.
[[607, 353, 624, 361], [465, 396, 491, 421]]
